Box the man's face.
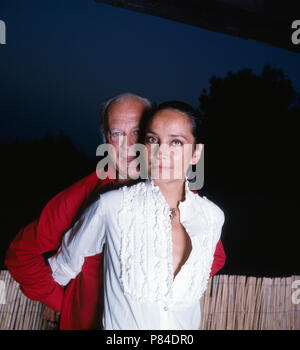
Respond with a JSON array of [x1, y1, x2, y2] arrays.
[[106, 97, 146, 176]]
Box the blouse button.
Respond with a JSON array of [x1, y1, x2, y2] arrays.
[[163, 306, 168, 311]]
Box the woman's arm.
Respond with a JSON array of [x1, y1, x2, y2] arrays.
[[192, 191, 226, 277], [205, 199, 226, 277], [48, 197, 106, 286]]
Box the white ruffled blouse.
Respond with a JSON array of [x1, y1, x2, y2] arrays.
[[49, 179, 225, 330]]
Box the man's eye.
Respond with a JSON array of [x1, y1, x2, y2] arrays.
[[111, 131, 121, 137], [171, 140, 183, 146], [133, 130, 140, 135]]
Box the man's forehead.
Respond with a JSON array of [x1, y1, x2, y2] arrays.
[[108, 109, 144, 128], [106, 97, 148, 129], [109, 124, 140, 130], [108, 96, 146, 113], [109, 114, 141, 124]]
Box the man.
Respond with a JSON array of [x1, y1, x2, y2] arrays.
[[5, 92, 226, 330]]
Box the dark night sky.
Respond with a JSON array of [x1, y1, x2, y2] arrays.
[[1, 0, 300, 157]]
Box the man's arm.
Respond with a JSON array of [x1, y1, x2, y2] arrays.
[[5, 220, 65, 312], [5, 171, 109, 312], [209, 239, 226, 277]]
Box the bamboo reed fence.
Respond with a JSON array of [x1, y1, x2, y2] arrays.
[[0, 270, 299, 330]]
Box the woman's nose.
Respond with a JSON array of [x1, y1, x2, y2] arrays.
[[158, 144, 170, 159]]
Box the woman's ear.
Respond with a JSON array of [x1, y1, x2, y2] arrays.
[[190, 144, 203, 165]]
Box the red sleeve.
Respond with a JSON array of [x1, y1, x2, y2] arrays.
[[209, 239, 226, 277], [5, 221, 64, 312], [5, 171, 109, 312]]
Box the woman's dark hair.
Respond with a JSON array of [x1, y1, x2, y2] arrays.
[[139, 100, 204, 146]]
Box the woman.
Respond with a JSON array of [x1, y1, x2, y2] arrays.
[[49, 101, 225, 330]]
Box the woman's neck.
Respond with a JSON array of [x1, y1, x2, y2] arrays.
[[154, 179, 186, 209]]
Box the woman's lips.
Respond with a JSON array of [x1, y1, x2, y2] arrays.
[[155, 164, 171, 170]]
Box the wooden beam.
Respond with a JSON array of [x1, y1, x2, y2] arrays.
[[94, 0, 300, 53]]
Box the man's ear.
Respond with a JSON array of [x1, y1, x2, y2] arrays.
[[190, 144, 203, 165]]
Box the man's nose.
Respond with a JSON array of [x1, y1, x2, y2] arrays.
[[121, 134, 138, 149], [128, 133, 139, 147], [119, 135, 137, 151]]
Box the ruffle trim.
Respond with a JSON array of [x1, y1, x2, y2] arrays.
[[118, 182, 147, 301], [150, 180, 174, 302], [118, 180, 218, 304]]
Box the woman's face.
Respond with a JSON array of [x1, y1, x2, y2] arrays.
[[145, 108, 201, 182]]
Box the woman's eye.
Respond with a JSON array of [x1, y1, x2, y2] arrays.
[[133, 130, 140, 135], [171, 140, 183, 146], [146, 136, 158, 144]]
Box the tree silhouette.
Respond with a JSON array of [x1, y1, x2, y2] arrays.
[[198, 65, 300, 276], [198, 65, 299, 194], [0, 132, 96, 269]]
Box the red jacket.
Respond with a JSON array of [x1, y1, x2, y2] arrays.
[[5, 172, 226, 330]]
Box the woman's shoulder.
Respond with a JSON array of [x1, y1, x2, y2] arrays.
[[98, 180, 146, 210], [203, 196, 225, 224], [189, 191, 225, 225]]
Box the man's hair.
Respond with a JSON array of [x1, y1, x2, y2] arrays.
[[99, 92, 155, 141]]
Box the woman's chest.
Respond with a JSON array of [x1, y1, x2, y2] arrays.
[[171, 216, 192, 279], [107, 192, 214, 304]]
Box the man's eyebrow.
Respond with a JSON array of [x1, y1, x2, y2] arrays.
[[110, 126, 140, 130]]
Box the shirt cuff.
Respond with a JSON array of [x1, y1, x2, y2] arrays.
[[48, 255, 75, 286]]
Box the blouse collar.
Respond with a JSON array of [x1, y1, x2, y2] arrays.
[[146, 178, 196, 217]]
